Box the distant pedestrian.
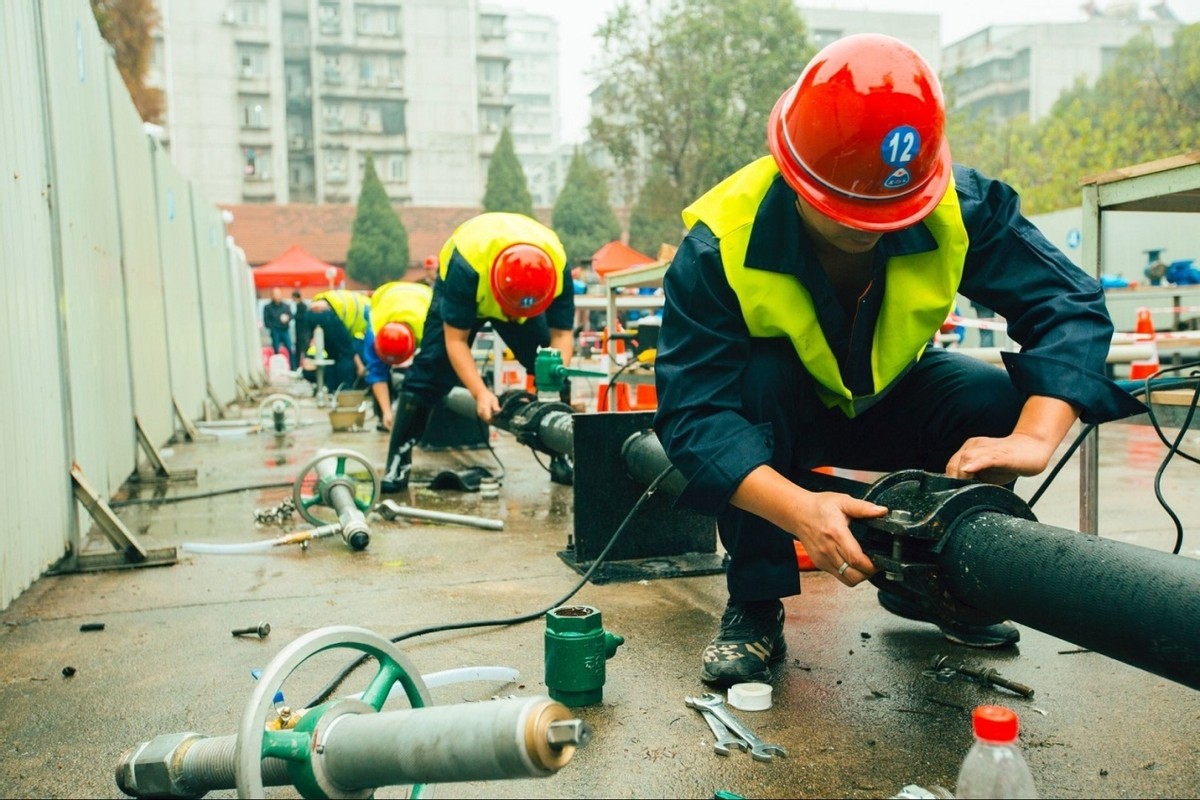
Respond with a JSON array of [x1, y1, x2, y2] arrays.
[[291, 290, 310, 370], [262, 288, 293, 363]]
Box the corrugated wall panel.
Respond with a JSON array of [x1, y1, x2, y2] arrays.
[[0, 1, 73, 608], [39, 0, 135, 497], [108, 60, 174, 447], [225, 241, 252, 384], [239, 252, 265, 377], [153, 148, 208, 419], [191, 193, 236, 404]]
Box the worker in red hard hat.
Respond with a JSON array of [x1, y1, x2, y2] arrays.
[[652, 33, 1146, 688], [381, 212, 575, 493], [363, 280, 433, 430]]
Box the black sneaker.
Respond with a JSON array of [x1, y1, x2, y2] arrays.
[[701, 599, 787, 687], [877, 590, 1020, 649]]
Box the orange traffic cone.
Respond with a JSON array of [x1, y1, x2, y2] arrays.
[[1129, 307, 1160, 380]]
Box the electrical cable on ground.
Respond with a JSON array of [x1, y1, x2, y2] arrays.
[[109, 481, 295, 507], [303, 464, 678, 708]]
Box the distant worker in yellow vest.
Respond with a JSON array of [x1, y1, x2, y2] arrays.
[[302, 290, 369, 392], [381, 212, 575, 493], [652, 34, 1146, 688], [363, 281, 433, 430]]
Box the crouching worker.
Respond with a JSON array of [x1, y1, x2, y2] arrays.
[[381, 212, 576, 493], [302, 296, 366, 393], [364, 281, 433, 431]]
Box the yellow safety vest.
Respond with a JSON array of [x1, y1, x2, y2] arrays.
[[682, 156, 967, 417], [437, 212, 567, 323], [312, 290, 369, 339], [369, 281, 433, 345]]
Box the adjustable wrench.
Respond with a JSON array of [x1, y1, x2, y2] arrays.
[[685, 693, 787, 762], [693, 705, 748, 756]]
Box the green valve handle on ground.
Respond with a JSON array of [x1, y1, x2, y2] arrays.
[[545, 605, 624, 707], [534, 348, 607, 395]]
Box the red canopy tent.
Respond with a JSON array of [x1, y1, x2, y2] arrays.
[[590, 241, 654, 278], [252, 244, 345, 289]]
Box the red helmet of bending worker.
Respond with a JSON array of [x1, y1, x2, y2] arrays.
[[767, 33, 952, 232], [373, 322, 416, 366], [489, 243, 557, 318]]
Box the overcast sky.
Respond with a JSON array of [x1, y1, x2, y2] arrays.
[[501, 0, 1200, 143]]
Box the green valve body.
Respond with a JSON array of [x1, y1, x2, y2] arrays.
[[534, 348, 566, 394], [545, 605, 624, 707]]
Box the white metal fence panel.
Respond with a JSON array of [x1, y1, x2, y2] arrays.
[[191, 191, 237, 404], [225, 240, 253, 384], [40, 0, 135, 497], [153, 147, 208, 420], [0, 1, 74, 609], [108, 60, 174, 447]]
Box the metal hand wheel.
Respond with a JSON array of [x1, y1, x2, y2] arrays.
[[258, 393, 301, 433], [292, 448, 380, 529], [234, 625, 433, 799]]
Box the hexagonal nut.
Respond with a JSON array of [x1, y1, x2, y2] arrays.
[[115, 732, 205, 798]]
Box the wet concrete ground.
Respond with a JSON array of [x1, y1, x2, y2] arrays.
[[1, 378, 1198, 799]]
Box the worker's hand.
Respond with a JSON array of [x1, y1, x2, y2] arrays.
[[475, 390, 501, 423], [945, 432, 1059, 485], [380, 407, 393, 431], [789, 492, 887, 587]]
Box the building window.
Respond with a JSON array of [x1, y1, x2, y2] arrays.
[[359, 57, 375, 86], [360, 103, 383, 132], [318, 2, 341, 35], [480, 13, 504, 39], [322, 102, 344, 131], [355, 5, 400, 37], [325, 150, 348, 183], [237, 45, 268, 79], [240, 99, 268, 128], [322, 54, 342, 85], [244, 146, 271, 179], [385, 153, 406, 183], [235, 0, 267, 27]]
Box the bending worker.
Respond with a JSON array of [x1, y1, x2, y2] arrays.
[[381, 212, 576, 493], [363, 280, 433, 431], [652, 34, 1145, 688], [302, 296, 365, 393]]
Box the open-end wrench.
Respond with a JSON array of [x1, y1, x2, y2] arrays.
[[685, 693, 787, 762], [693, 704, 748, 756]]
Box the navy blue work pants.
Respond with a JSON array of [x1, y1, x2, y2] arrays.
[[401, 298, 551, 403], [723, 339, 1024, 603]]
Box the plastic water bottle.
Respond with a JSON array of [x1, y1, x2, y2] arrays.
[[956, 705, 1037, 799]]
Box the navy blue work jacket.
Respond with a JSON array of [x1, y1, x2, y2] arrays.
[[654, 164, 1145, 516]]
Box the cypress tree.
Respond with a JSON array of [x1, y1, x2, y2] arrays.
[[552, 150, 621, 267], [346, 153, 409, 288], [482, 127, 534, 216]]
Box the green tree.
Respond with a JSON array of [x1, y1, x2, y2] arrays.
[[628, 165, 686, 257], [552, 150, 622, 267], [482, 127, 534, 216], [590, 0, 811, 206], [345, 154, 409, 288], [91, 0, 163, 123], [946, 24, 1200, 214]]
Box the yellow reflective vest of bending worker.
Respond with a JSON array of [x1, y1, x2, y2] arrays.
[[312, 290, 369, 339], [681, 156, 967, 418], [437, 212, 567, 323], [369, 281, 432, 344]]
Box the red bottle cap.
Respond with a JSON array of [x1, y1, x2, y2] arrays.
[[972, 705, 1019, 743]]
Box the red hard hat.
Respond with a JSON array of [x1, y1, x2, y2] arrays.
[[424, 255, 438, 269], [489, 243, 557, 318], [374, 322, 416, 366], [767, 33, 952, 232]]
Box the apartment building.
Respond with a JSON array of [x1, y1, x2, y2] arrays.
[[941, 5, 1182, 122], [148, 0, 558, 207]]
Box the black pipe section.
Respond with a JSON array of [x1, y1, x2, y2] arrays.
[[443, 388, 1200, 690], [940, 511, 1200, 690]]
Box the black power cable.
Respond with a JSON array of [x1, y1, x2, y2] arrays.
[[302, 464, 678, 708], [109, 481, 295, 507], [1027, 363, 1199, 555]]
